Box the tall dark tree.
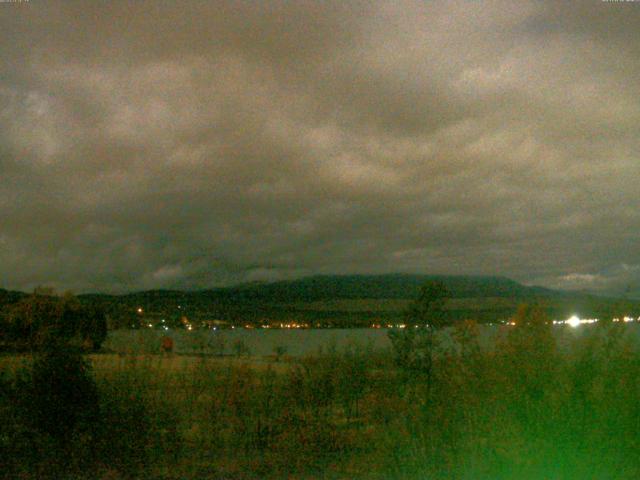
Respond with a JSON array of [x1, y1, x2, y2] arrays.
[[405, 281, 451, 328], [5, 290, 107, 351], [388, 281, 451, 386]]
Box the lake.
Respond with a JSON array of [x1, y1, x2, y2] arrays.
[[103, 323, 640, 357]]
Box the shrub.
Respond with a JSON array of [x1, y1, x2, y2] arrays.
[[17, 348, 99, 442], [6, 348, 101, 478], [5, 291, 107, 351], [388, 281, 452, 387]]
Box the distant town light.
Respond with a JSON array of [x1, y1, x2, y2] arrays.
[[567, 315, 581, 328]]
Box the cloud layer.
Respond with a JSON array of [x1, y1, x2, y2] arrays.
[[1, 1, 639, 293]]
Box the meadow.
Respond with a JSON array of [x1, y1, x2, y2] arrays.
[[3, 320, 640, 479]]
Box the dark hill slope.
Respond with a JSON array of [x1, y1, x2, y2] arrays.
[[200, 274, 561, 302], [3, 275, 636, 327]]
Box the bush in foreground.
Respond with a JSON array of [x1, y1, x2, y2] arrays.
[[2, 290, 107, 351], [3, 316, 640, 478]]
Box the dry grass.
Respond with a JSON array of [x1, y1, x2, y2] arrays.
[[4, 323, 640, 479]]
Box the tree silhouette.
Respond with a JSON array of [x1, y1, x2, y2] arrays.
[[388, 281, 451, 387], [6, 290, 107, 351], [405, 281, 451, 328]]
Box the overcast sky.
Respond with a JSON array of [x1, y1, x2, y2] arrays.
[[1, 1, 639, 294]]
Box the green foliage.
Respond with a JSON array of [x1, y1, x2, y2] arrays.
[[5, 320, 640, 478], [405, 281, 451, 328], [95, 383, 170, 477], [3, 348, 102, 478], [388, 327, 434, 374], [388, 281, 451, 378], [4, 290, 107, 351], [17, 348, 99, 441], [0, 353, 180, 479]]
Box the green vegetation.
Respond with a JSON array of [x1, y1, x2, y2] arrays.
[[388, 281, 451, 387], [2, 281, 640, 478], [0, 289, 107, 352], [2, 275, 640, 329], [3, 315, 640, 478]]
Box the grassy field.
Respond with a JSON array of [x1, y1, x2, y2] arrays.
[[3, 321, 640, 479]]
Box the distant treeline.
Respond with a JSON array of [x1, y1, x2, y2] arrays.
[[2, 275, 639, 330]]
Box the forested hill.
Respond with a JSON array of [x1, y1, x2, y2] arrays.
[[0, 274, 566, 306], [1, 275, 636, 328], [195, 274, 562, 302]]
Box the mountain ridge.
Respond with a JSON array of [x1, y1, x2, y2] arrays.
[[0, 274, 597, 302], [3, 275, 636, 327]]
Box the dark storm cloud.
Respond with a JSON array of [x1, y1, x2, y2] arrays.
[[1, 1, 639, 293]]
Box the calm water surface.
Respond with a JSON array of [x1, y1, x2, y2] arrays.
[[104, 324, 640, 356]]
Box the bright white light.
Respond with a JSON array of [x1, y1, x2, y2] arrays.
[[567, 315, 581, 328]]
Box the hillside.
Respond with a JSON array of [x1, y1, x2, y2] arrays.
[[1, 275, 637, 328], [197, 274, 561, 301]]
